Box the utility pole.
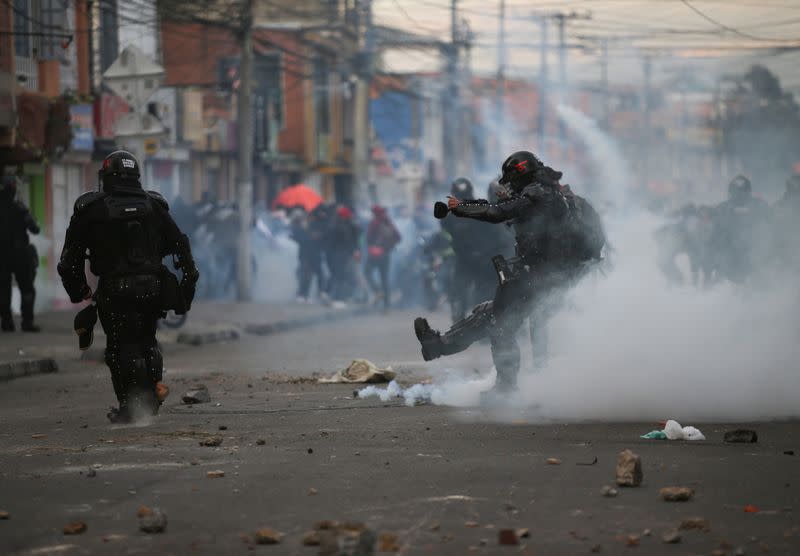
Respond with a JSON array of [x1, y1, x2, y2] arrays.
[[552, 12, 591, 141], [236, 0, 254, 301], [495, 0, 506, 157], [642, 54, 652, 189], [354, 0, 373, 206], [600, 38, 609, 130], [537, 16, 547, 152], [442, 0, 459, 182]]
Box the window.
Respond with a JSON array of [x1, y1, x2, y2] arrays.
[[100, 0, 119, 72], [13, 0, 31, 58], [39, 0, 65, 60]]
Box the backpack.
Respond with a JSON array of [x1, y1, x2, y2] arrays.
[[561, 186, 606, 260]]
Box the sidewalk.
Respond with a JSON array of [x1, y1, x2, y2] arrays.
[[0, 299, 372, 380]]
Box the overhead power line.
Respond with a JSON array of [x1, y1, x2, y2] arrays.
[[679, 0, 799, 42]]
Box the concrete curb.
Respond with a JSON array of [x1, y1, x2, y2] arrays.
[[176, 328, 240, 346], [244, 306, 376, 336], [0, 358, 58, 381]]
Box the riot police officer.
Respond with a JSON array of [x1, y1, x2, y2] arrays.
[[58, 151, 199, 423], [710, 175, 770, 284], [414, 151, 604, 393], [443, 177, 514, 321], [0, 175, 41, 332]]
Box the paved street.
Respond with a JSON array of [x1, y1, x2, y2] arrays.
[[1, 302, 799, 555]]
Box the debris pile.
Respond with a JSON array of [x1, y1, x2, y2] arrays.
[[182, 384, 211, 404], [724, 429, 758, 443], [319, 359, 395, 384], [641, 419, 705, 441], [615, 449, 643, 487], [138, 506, 167, 533]]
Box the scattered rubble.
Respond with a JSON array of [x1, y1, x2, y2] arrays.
[[31, 433, 46, 439], [319, 359, 396, 384], [516, 528, 530, 539], [199, 436, 223, 447], [616, 449, 643, 487], [626, 534, 640, 546], [661, 530, 681, 544], [182, 384, 211, 405], [138, 507, 167, 533], [724, 429, 758, 443], [378, 532, 400, 552], [498, 529, 519, 545], [63, 521, 87, 535], [546, 458, 562, 465], [465, 521, 479, 528], [0, 510, 9, 519], [86, 468, 97, 478], [590, 544, 602, 552], [660, 487, 694, 502], [207, 470, 225, 478], [601, 485, 619, 498], [254, 527, 282, 544], [316, 521, 376, 556], [256, 439, 266, 446], [744, 504, 759, 513], [678, 517, 710, 532], [302, 530, 321, 546], [308, 488, 318, 496]]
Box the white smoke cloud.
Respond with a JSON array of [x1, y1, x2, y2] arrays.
[[372, 106, 800, 423]]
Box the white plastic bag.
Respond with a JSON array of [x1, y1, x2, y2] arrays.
[[682, 426, 706, 441], [664, 419, 685, 440]]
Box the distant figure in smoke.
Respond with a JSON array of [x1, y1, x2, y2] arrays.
[[327, 205, 361, 304], [772, 174, 800, 272], [414, 151, 605, 393], [291, 204, 330, 303], [0, 175, 41, 332], [443, 177, 514, 321], [710, 175, 771, 284], [654, 203, 715, 288], [365, 205, 401, 310], [58, 151, 199, 423]]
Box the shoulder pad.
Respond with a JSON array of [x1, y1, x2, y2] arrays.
[[147, 191, 169, 210], [74, 191, 107, 212], [520, 184, 549, 200]]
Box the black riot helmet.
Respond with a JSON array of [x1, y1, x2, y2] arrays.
[[98, 150, 141, 192], [498, 150, 544, 191], [0, 175, 18, 201], [450, 177, 474, 199], [728, 174, 752, 203]]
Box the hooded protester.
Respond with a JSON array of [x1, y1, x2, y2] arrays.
[[365, 205, 401, 310], [328, 205, 362, 303]]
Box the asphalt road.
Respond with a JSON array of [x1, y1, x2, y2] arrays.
[[1, 306, 799, 555]]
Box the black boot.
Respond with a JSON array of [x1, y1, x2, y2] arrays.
[[21, 322, 40, 332], [107, 404, 132, 423], [1, 318, 14, 332], [414, 317, 443, 361]]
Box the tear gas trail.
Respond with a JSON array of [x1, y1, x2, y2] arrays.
[[556, 104, 633, 208]]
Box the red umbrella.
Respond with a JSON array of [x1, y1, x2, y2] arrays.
[[271, 184, 324, 212]]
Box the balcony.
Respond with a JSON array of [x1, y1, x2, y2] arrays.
[[14, 56, 38, 91]]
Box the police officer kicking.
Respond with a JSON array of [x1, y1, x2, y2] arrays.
[[0, 175, 41, 332], [58, 151, 199, 423], [414, 151, 604, 394]]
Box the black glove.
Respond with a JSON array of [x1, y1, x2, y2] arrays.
[[434, 202, 449, 219]]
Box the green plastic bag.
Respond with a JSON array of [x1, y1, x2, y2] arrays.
[[641, 430, 668, 440]]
